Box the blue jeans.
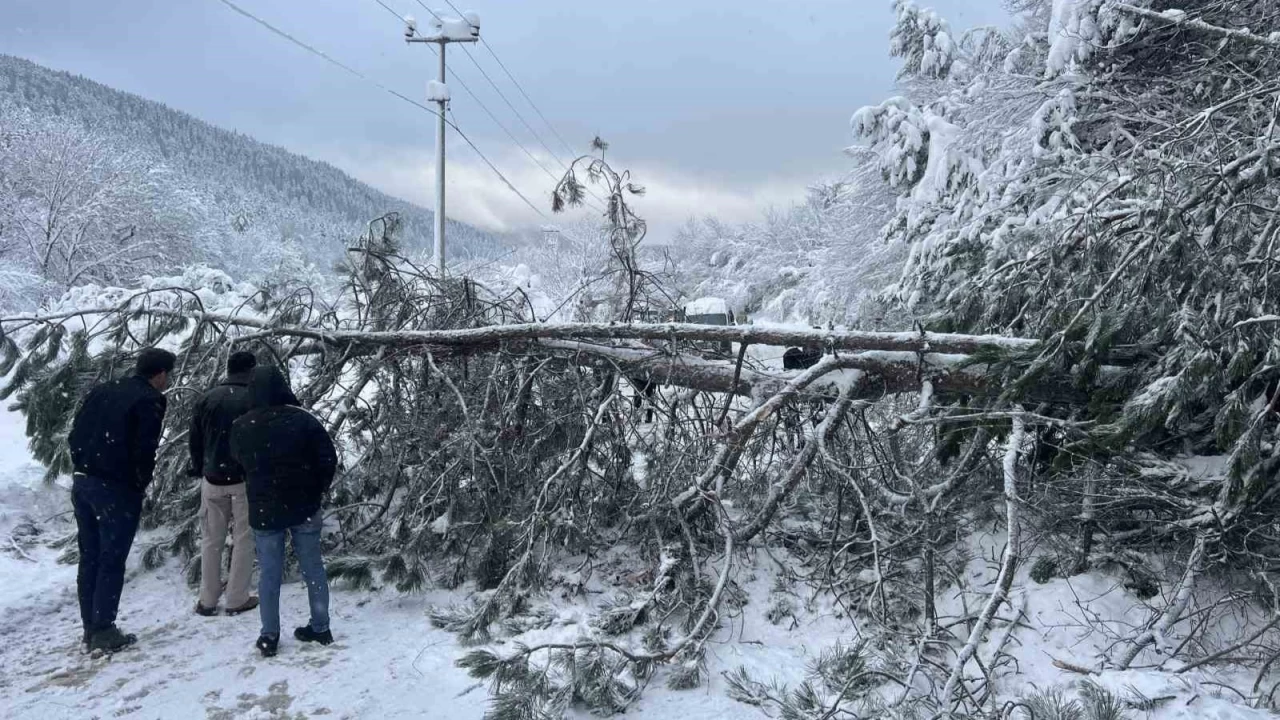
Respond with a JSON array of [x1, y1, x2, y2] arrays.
[[253, 513, 330, 637], [72, 475, 143, 634]]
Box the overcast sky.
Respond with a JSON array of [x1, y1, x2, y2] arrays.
[[1, 0, 1010, 241]]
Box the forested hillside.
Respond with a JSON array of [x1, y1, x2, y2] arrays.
[[0, 54, 498, 305]]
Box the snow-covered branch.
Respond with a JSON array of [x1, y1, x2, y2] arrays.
[[940, 415, 1025, 705], [1112, 4, 1280, 49]]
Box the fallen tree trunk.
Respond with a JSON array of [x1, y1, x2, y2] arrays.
[[0, 304, 1089, 358], [2, 307, 1127, 404], [543, 340, 1124, 405]]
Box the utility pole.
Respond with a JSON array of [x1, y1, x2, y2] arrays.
[[404, 11, 480, 276]]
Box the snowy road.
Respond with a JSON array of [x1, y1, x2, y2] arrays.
[[0, 569, 489, 719], [0, 403, 486, 720]]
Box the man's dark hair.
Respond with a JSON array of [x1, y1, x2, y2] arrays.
[[135, 348, 177, 379], [227, 351, 257, 375]]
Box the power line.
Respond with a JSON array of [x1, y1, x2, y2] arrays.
[[437, 0, 582, 160], [481, 41, 579, 159], [430, 0, 615, 216], [387, 0, 604, 212], [371, 0, 409, 22], [449, 63, 607, 213], [455, 46, 565, 169], [445, 111, 552, 222], [408, 0, 443, 23], [425, 0, 609, 209], [459, 46, 568, 171], [444, 64, 587, 202], [215, 0, 453, 127], [456, 42, 613, 208], [213, 0, 552, 223]]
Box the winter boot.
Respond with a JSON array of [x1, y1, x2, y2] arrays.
[[294, 625, 333, 645], [225, 597, 259, 616], [88, 625, 137, 653], [256, 634, 279, 658], [194, 602, 218, 617]]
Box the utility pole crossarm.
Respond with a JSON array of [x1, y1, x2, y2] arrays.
[[402, 11, 481, 276]]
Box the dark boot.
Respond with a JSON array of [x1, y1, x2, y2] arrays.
[[256, 634, 279, 657], [88, 625, 137, 652], [225, 597, 259, 616], [194, 602, 218, 617], [294, 625, 333, 645]]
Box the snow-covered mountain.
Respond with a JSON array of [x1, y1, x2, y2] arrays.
[[0, 54, 501, 286]]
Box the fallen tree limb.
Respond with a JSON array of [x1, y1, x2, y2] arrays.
[[4, 299, 1149, 367], [542, 340, 1123, 405], [1176, 612, 1280, 674], [733, 379, 861, 545], [941, 415, 1026, 705], [671, 355, 854, 510], [3, 305, 1047, 356], [3, 302, 1128, 406], [1115, 534, 1209, 669]]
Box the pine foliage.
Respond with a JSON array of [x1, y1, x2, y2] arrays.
[[840, 0, 1280, 572]]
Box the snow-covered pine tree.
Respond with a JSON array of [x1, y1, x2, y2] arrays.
[[845, 0, 1280, 680]]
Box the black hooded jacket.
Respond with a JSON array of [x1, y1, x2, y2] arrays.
[[69, 374, 167, 494], [229, 366, 338, 530], [188, 371, 254, 484]]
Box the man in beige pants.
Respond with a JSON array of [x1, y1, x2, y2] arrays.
[[187, 351, 260, 616]]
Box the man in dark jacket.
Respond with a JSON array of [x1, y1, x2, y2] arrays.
[[188, 350, 259, 617], [230, 365, 338, 657], [68, 348, 175, 652]]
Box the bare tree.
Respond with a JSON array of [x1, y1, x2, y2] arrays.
[[0, 112, 186, 291]]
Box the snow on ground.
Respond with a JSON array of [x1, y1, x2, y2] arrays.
[[0, 394, 1274, 719], [0, 404, 74, 617], [0, 531, 832, 719], [2, 570, 487, 719], [933, 528, 1273, 720], [0, 397, 823, 720], [0, 514, 842, 719]]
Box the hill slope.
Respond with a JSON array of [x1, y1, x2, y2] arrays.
[[0, 54, 500, 276]]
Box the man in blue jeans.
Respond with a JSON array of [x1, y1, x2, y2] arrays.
[[68, 348, 175, 652], [230, 365, 338, 657]]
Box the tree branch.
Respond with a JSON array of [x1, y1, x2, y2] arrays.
[[1113, 4, 1280, 49]]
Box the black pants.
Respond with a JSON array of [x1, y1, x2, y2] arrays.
[[72, 474, 143, 634]]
